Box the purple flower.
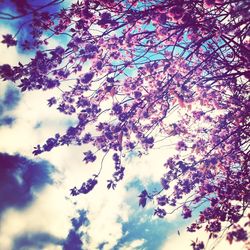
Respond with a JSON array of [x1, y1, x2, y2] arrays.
[[227, 228, 248, 243], [105, 131, 113, 140], [192, 111, 205, 120], [182, 205, 192, 219], [77, 97, 90, 107], [85, 44, 98, 53], [32, 145, 42, 155], [169, 198, 176, 206], [107, 180, 116, 190], [113, 166, 125, 181], [191, 240, 204, 250], [1, 34, 17, 47], [143, 111, 149, 118], [154, 208, 166, 218], [0, 64, 14, 80], [178, 161, 189, 173], [96, 61, 103, 70], [112, 153, 120, 162], [75, 19, 86, 29], [139, 190, 148, 208], [112, 103, 122, 114], [46, 79, 60, 89], [176, 141, 187, 151], [210, 198, 218, 206], [168, 6, 184, 20], [47, 97, 57, 107], [83, 44, 99, 58], [70, 187, 79, 196], [157, 195, 168, 206], [182, 179, 191, 193], [134, 91, 142, 99], [82, 133, 92, 143], [207, 221, 221, 233], [127, 142, 135, 149], [161, 178, 169, 190], [144, 136, 154, 145], [118, 113, 128, 121], [50, 46, 65, 58], [79, 178, 98, 194], [107, 77, 114, 83], [81, 72, 94, 84], [67, 126, 78, 136], [210, 157, 217, 165], [43, 137, 58, 151], [98, 12, 112, 25], [187, 223, 200, 232], [83, 151, 96, 163]]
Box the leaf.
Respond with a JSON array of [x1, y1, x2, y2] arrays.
[[139, 196, 147, 208], [107, 180, 116, 190], [138, 190, 148, 207]]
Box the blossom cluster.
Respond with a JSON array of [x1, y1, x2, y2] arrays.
[[1, 0, 249, 248]]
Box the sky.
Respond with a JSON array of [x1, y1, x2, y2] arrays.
[[0, 1, 246, 250]]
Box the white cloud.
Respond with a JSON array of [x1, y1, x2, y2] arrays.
[[0, 27, 29, 66], [0, 80, 181, 250], [120, 239, 146, 250], [0, 84, 133, 250], [45, 245, 62, 250], [0, 184, 75, 250]]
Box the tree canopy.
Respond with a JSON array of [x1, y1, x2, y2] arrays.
[[0, 0, 249, 249]]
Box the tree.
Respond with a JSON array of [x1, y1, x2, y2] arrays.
[[0, 0, 249, 249]]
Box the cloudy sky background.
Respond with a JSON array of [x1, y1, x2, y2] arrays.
[[0, 1, 246, 249]]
